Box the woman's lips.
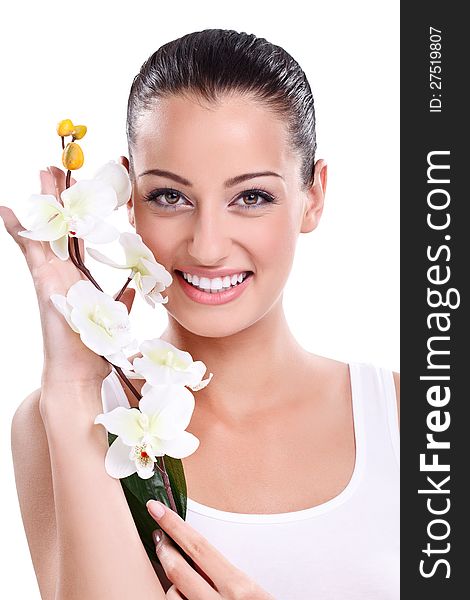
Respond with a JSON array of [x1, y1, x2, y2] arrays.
[[175, 270, 254, 305]]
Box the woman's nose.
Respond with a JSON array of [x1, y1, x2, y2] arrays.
[[187, 208, 232, 265]]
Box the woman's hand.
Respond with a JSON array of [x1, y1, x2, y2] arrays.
[[0, 167, 135, 389], [147, 500, 276, 600]]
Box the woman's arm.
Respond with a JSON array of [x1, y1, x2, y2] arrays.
[[36, 379, 166, 600], [3, 167, 167, 599], [11, 389, 58, 599]]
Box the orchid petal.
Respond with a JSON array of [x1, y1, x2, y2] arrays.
[[147, 289, 169, 305], [140, 257, 173, 286], [84, 220, 120, 244], [71, 307, 132, 355], [94, 406, 144, 445], [104, 352, 135, 371], [104, 436, 138, 479], [141, 381, 153, 395], [140, 338, 193, 368], [138, 275, 157, 295], [50, 235, 70, 261], [119, 232, 155, 264], [86, 247, 128, 269], [23, 194, 65, 225], [188, 371, 214, 391], [62, 280, 133, 357], [140, 385, 195, 440], [61, 179, 118, 218], [133, 357, 195, 387], [139, 384, 187, 417], [18, 216, 68, 241], [50, 294, 80, 333], [159, 431, 200, 459], [93, 160, 132, 208], [136, 465, 156, 479]]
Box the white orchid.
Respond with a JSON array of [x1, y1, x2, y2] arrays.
[[94, 383, 199, 479], [18, 179, 119, 260], [132, 338, 213, 392], [50, 280, 135, 370], [86, 232, 173, 307], [93, 160, 132, 208]]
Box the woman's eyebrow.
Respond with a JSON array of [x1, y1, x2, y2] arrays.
[[138, 169, 283, 187]]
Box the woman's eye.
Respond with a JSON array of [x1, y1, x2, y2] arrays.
[[233, 190, 276, 210], [142, 188, 276, 211], [142, 189, 188, 209]]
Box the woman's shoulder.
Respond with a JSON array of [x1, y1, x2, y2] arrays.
[[303, 352, 400, 426]]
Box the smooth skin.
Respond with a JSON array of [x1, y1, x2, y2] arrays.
[[3, 91, 399, 599]]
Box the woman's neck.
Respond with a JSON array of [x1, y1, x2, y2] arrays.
[[159, 299, 311, 420]]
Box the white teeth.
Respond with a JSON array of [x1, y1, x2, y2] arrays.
[[198, 277, 211, 290], [210, 277, 223, 290], [181, 270, 249, 292]]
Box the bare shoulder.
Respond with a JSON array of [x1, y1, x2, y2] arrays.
[[300, 352, 352, 404], [11, 387, 57, 600]]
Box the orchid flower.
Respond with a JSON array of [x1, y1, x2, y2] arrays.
[[94, 384, 199, 479], [93, 160, 132, 208], [131, 338, 213, 392], [86, 232, 173, 307], [50, 280, 135, 370], [18, 179, 119, 260]]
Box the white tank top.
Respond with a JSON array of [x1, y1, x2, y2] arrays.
[[101, 361, 400, 599]]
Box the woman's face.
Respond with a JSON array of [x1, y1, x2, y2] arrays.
[[127, 92, 326, 338]]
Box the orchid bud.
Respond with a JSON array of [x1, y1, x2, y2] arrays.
[[62, 142, 84, 170], [57, 119, 75, 137], [72, 125, 87, 140]]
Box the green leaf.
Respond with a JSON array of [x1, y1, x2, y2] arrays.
[[107, 433, 188, 562], [163, 455, 187, 520]]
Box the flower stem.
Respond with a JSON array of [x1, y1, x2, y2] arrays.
[[60, 143, 178, 516], [158, 457, 178, 513], [113, 365, 141, 401], [62, 170, 103, 291], [71, 237, 103, 291], [114, 276, 132, 302]]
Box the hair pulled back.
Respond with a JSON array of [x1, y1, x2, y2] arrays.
[[126, 28, 317, 188]]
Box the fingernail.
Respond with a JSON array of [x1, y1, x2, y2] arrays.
[[146, 499, 165, 518], [152, 528, 163, 548]]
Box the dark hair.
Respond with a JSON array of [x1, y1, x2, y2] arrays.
[[126, 28, 317, 188]]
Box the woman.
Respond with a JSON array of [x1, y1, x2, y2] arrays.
[[1, 29, 399, 599]]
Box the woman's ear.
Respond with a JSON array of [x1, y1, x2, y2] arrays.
[[300, 159, 327, 233], [119, 155, 135, 229]]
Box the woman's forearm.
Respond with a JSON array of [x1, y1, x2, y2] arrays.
[[41, 380, 166, 600]]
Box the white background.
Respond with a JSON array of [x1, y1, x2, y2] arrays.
[[0, 1, 399, 596]]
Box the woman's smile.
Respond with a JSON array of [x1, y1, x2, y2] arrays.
[[175, 269, 254, 305]]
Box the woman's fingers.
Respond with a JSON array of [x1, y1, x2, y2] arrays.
[[154, 530, 219, 600], [166, 584, 187, 599], [147, 501, 245, 597], [0, 205, 46, 271]]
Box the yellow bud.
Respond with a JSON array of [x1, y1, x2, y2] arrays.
[[62, 142, 84, 170], [57, 119, 75, 137], [72, 124, 87, 140]]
